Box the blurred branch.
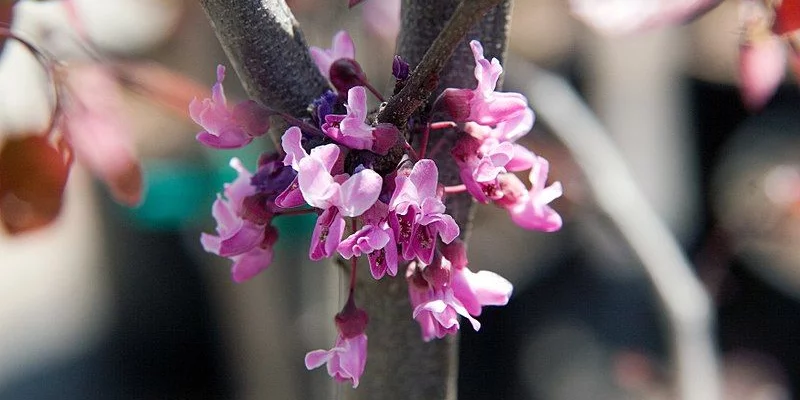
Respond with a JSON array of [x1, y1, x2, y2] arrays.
[[508, 59, 720, 400], [345, 1, 510, 400], [197, 0, 328, 116]]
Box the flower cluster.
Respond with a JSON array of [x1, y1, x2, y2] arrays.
[[194, 31, 563, 388]]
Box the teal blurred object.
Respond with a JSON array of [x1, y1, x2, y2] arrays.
[[121, 159, 214, 230], [120, 148, 315, 239]]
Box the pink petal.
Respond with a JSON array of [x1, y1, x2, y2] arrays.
[[281, 126, 308, 170], [408, 159, 439, 200], [231, 245, 274, 283], [298, 155, 339, 210], [305, 349, 334, 370], [218, 222, 264, 257], [337, 169, 382, 217]]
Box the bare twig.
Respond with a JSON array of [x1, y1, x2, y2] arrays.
[[197, 0, 328, 116], [508, 59, 720, 400]]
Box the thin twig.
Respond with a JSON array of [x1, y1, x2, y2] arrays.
[[377, 0, 503, 127], [508, 59, 720, 400]]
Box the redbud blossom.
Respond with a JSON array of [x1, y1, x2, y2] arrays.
[[190, 65, 271, 149]]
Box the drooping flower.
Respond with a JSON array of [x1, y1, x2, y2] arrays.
[[305, 294, 369, 388], [200, 158, 277, 282], [190, 65, 271, 149], [443, 240, 513, 317], [503, 156, 563, 232], [309, 30, 356, 80], [389, 159, 459, 264], [407, 259, 480, 342]]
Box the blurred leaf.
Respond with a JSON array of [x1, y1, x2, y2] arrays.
[[106, 160, 143, 207], [0, 135, 70, 234], [113, 61, 212, 120]]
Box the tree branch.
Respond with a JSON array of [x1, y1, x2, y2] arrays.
[[345, 1, 511, 400], [198, 0, 328, 116], [377, 0, 505, 127]]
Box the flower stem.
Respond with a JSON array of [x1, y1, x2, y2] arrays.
[[275, 207, 317, 217], [276, 111, 324, 135], [349, 219, 359, 294], [376, 0, 504, 128], [443, 184, 466, 194]]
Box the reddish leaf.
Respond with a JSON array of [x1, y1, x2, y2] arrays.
[[774, 0, 800, 35], [0, 135, 71, 234], [106, 160, 143, 207]]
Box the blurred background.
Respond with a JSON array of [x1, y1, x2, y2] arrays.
[[0, 0, 799, 399]]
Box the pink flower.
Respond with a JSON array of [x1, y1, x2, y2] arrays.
[[504, 156, 563, 232], [338, 222, 398, 279], [309, 31, 356, 80], [439, 41, 531, 129], [322, 86, 375, 150], [200, 158, 277, 282], [190, 65, 271, 149], [305, 294, 369, 388], [291, 139, 382, 260], [305, 333, 368, 388], [62, 64, 142, 206], [444, 240, 513, 317], [452, 135, 515, 203], [389, 159, 459, 264], [407, 260, 480, 342], [297, 144, 382, 216]]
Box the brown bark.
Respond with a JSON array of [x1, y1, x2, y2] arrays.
[[197, 0, 328, 116]]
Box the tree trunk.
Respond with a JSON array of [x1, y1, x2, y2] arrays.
[[344, 2, 511, 399], [198, 1, 512, 399]]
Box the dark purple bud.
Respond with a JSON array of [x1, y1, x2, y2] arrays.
[[251, 153, 297, 201], [441, 239, 468, 270], [422, 251, 451, 290], [312, 90, 338, 125], [335, 294, 369, 338], [348, 0, 365, 8], [329, 58, 368, 94], [241, 194, 274, 225], [392, 55, 410, 81], [434, 88, 473, 122], [231, 100, 273, 137]]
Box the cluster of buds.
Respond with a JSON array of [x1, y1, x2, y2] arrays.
[[192, 31, 562, 387]]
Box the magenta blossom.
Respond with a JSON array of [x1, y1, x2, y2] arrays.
[[389, 159, 459, 264], [444, 240, 513, 317], [322, 86, 374, 150], [503, 156, 563, 232], [309, 30, 356, 80], [190, 65, 271, 149], [439, 41, 531, 129], [322, 86, 400, 155], [305, 294, 369, 388], [200, 158, 277, 282], [407, 260, 480, 342]]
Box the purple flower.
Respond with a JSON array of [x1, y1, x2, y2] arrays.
[[309, 30, 356, 80], [389, 159, 459, 264], [504, 156, 563, 232], [200, 158, 277, 282], [190, 65, 271, 149]]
